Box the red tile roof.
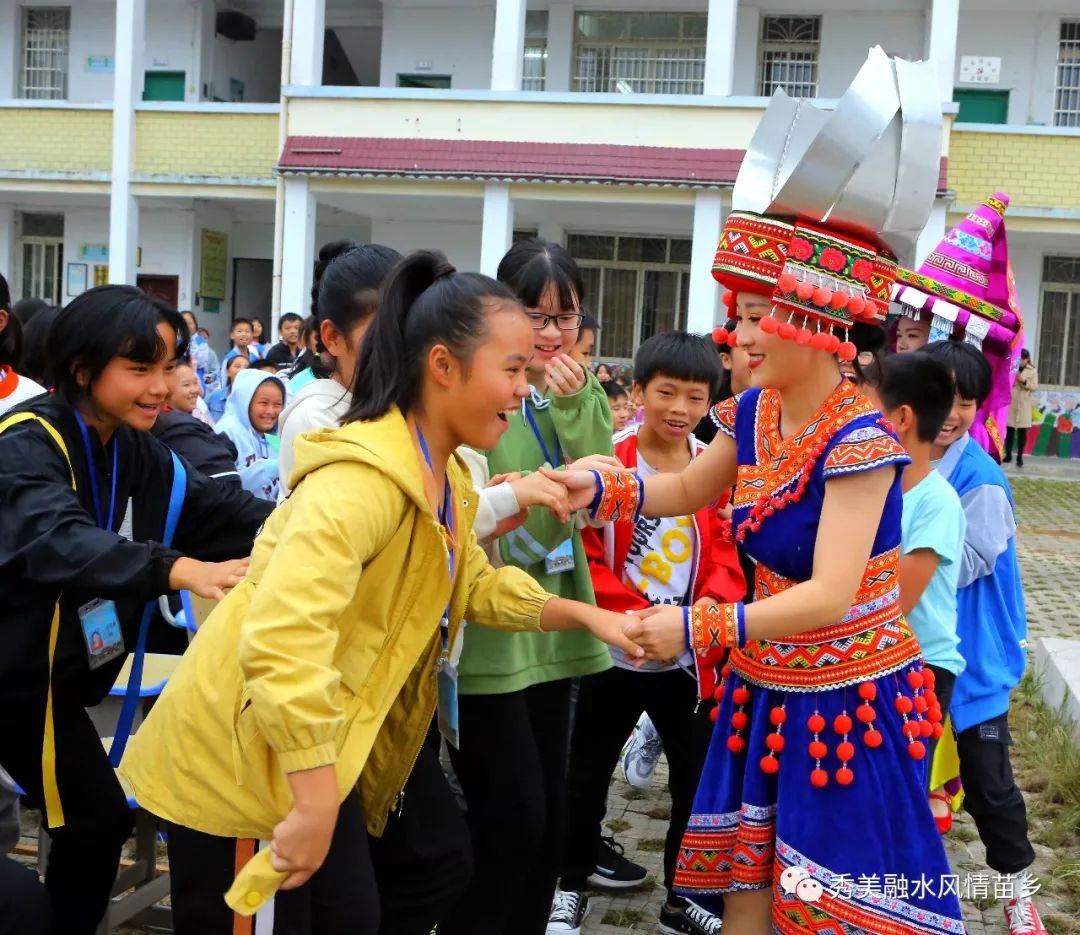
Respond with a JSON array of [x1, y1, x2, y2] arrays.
[[280, 136, 949, 193]]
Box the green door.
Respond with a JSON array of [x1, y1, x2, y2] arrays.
[[143, 71, 186, 102], [954, 89, 1009, 124]]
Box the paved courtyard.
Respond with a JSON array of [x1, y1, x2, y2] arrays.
[[583, 460, 1080, 935]]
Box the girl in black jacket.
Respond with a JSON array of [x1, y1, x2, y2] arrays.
[[0, 285, 273, 935]]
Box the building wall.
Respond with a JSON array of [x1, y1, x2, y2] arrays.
[[133, 110, 278, 179], [379, 5, 494, 90], [954, 12, 1062, 126], [210, 29, 282, 103], [370, 219, 483, 272], [949, 128, 1080, 209]]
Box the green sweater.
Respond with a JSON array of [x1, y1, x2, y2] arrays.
[[458, 374, 614, 695]]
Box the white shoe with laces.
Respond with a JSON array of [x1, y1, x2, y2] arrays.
[[1003, 895, 1048, 935], [547, 889, 591, 934]]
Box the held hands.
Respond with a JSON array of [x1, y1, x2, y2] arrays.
[[581, 606, 647, 663], [270, 799, 338, 890], [168, 556, 250, 601], [546, 353, 587, 396], [508, 471, 573, 523], [623, 604, 689, 661]]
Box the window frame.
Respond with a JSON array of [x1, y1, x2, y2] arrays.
[[1038, 255, 1080, 387], [1054, 19, 1080, 128], [758, 14, 821, 99], [19, 6, 70, 100]]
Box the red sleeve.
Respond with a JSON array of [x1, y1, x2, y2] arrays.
[[582, 523, 651, 614], [693, 510, 746, 605]]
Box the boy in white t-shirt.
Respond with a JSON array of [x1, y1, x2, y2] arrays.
[[864, 351, 966, 831]]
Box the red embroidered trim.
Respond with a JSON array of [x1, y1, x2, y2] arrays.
[[690, 603, 738, 652], [594, 470, 642, 523]]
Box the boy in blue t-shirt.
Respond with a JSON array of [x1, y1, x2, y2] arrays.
[[865, 352, 966, 827], [923, 340, 1043, 935]]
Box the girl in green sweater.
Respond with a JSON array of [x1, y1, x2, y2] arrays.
[[444, 240, 613, 935]]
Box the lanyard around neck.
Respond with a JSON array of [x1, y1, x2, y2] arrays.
[[73, 409, 119, 531], [524, 401, 562, 467], [415, 420, 456, 652]]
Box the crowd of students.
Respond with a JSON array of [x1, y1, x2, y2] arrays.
[[0, 223, 1042, 935]]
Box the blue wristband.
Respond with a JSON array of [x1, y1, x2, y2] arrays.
[[587, 469, 603, 518], [735, 602, 746, 647], [683, 606, 692, 651]]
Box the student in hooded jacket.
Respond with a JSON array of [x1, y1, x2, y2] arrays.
[[0, 285, 273, 935], [0, 273, 46, 416], [442, 239, 615, 935], [118, 250, 647, 935], [215, 367, 286, 502]]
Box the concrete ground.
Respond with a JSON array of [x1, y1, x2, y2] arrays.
[[582, 467, 1080, 935]]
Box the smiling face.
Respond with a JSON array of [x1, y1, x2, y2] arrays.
[[81, 321, 177, 433], [895, 315, 930, 353], [168, 363, 202, 413], [252, 319, 264, 340], [571, 327, 596, 369], [935, 390, 979, 448], [231, 322, 254, 349], [248, 379, 284, 433], [608, 392, 632, 432], [281, 318, 301, 348], [445, 301, 533, 450], [226, 354, 249, 384], [525, 281, 580, 379], [596, 364, 612, 383], [181, 311, 197, 336], [636, 375, 711, 443], [734, 294, 820, 392]]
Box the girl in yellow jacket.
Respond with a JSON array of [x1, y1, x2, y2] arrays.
[[120, 250, 645, 935]]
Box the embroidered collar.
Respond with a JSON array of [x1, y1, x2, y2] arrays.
[[0, 366, 18, 400]]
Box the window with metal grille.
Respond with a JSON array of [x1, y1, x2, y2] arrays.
[[1055, 20, 1080, 128], [20, 7, 70, 100], [1039, 255, 1080, 387], [567, 233, 693, 360], [523, 11, 548, 91], [759, 15, 820, 98], [572, 12, 706, 96]]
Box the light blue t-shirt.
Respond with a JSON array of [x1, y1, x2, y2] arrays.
[[901, 469, 967, 676]]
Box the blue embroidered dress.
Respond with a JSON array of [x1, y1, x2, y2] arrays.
[[674, 383, 965, 935]]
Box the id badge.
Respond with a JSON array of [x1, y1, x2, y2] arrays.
[[436, 658, 460, 749], [78, 599, 125, 670], [545, 538, 576, 575]]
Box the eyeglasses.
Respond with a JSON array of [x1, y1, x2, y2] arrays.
[[526, 311, 583, 331]]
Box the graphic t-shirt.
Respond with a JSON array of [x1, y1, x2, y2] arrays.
[[901, 469, 967, 676], [614, 451, 697, 673]]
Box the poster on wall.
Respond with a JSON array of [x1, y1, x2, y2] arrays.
[[93, 265, 109, 287], [1022, 390, 1080, 460], [65, 263, 87, 297], [200, 230, 228, 312]]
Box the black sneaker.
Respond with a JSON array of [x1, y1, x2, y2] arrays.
[[659, 898, 723, 934], [546, 890, 590, 934], [586, 835, 648, 890]]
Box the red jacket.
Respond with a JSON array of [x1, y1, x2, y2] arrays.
[[582, 426, 746, 698]]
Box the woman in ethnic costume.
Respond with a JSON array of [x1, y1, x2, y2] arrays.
[[552, 49, 966, 935]]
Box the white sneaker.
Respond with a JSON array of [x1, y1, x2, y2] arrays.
[[547, 889, 591, 934], [621, 713, 664, 789]]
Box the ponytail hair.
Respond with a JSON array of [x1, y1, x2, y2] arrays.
[[347, 250, 519, 423], [311, 240, 401, 341]]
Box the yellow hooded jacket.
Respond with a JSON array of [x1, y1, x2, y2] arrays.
[[119, 409, 550, 913]]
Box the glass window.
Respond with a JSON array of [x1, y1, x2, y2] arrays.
[[1041, 255, 1080, 386], [567, 234, 615, 260], [1055, 21, 1080, 128], [20, 7, 70, 100], [573, 12, 706, 95], [523, 11, 548, 91], [759, 15, 820, 98]]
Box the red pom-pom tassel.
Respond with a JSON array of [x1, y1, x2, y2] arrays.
[[712, 327, 729, 345], [836, 766, 854, 786], [759, 315, 779, 334], [727, 734, 745, 754], [760, 754, 780, 775], [830, 291, 848, 310], [837, 341, 857, 362], [812, 287, 832, 307], [810, 768, 829, 788], [864, 729, 883, 748], [810, 331, 831, 351], [778, 273, 798, 294], [795, 328, 813, 346], [778, 321, 797, 340], [847, 295, 866, 317], [796, 281, 815, 302], [825, 334, 841, 354], [908, 740, 927, 761], [722, 290, 736, 308]]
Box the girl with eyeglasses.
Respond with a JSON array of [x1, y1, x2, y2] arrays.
[[441, 239, 614, 935]]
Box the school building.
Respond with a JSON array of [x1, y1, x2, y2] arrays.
[[1, 0, 1079, 389]]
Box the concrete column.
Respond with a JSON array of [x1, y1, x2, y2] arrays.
[[490, 0, 526, 91], [928, 0, 959, 103], [480, 184, 513, 277], [544, 3, 575, 93], [0, 206, 15, 294], [686, 192, 725, 334], [290, 0, 326, 87], [281, 177, 316, 320], [0, 0, 17, 98], [703, 0, 738, 96], [108, 0, 145, 285], [914, 197, 948, 267]]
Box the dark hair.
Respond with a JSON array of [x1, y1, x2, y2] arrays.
[[923, 339, 992, 405], [252, 359, 277, 372], [230, 317, 253, 331], [0, 273, 20, 368], [47, 285, 188, 401], [633, 331, 722, 398], [347, 250, 520, 422], [1020, 348, 1031, 362], [277, 312, 303, 328], [21, 304, 60, 384], [848, 321, 888, 382], [579, 314, 600, 334], [311, 241, 401, 343], [603, 380, 628, 401], [864, 352, 955, 443], [13, 297, 47, 325], [497, 238, 585, 312], [180, 309, 199, 328]]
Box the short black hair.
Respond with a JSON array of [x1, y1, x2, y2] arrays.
[[278, 312, 303, 328], [864, 352, 955, 443], [47, 285, 188, 401], [497, 238, 585, 312], [603, 380, 629, 401], [13, 297, 47, 325], [0, 273, 20, 368], [251, 358, 277, 372], [230, 317, 253, 331], [20, 304, 60, 384], [580, 314, 600, 334], [923, 339, 992, 405], [633, 331, 721, 398]]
